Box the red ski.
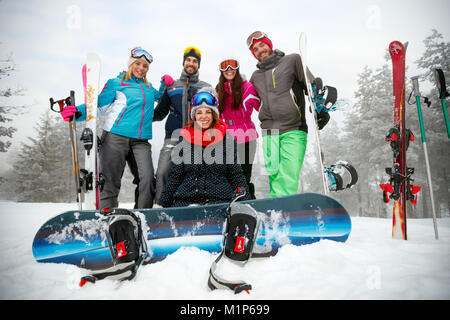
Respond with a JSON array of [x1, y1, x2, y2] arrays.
[[380, 41, 418, 240]]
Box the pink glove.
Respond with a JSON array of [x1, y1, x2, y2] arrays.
[[161, 74, 174, 86], [60, 105, 78, 122]]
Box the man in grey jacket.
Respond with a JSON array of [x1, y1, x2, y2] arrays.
[[247, 31, 328, 197], [153, 46, 211, 204]]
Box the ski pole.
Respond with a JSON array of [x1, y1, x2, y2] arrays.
[[433, 68, 450, 140], [68, 91, 83, 210], [411, 76, 439, 240], [50, 91, 83, 210]]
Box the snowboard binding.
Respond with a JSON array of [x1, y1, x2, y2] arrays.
[[311, 77, 338, 112], [208, 188, 261, 294], [323, 161, 358, 192], [79, 208, 148, 287]]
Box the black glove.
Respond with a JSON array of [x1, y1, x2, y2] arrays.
[[317, 109, 330, 130], [187, 86, 198, 102]]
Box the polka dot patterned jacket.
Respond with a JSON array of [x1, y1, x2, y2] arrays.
[[157, 119, 250, 207]]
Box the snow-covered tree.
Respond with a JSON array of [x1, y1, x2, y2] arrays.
[[416, 29, 450, 83], [0, 54, 23, 153], [12, 112, 74, 202], [412, 29, 450, 218]]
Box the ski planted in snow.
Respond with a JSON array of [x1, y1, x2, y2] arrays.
[[380, 41, 418, 240], [80, 53, 101, 210]]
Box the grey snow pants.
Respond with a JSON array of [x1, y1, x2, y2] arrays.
[[154, 138, 178, 204], [99, 131, 155, 210]]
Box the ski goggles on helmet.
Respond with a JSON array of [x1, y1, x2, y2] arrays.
[[219, 59, 240, 72], [246, 31, 270, 49], [183, 46, 202, 57], [130, 48, 153, 64], [191, 91, 218, 107]]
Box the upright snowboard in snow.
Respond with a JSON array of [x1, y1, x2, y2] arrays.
[[299, 33, 328, 195], [32, 193, 351, 271]]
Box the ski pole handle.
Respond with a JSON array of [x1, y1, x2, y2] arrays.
[[411, 76, 420, 96], [69, 90, 75, 106], [433, 68, 450, 139], [50, 92, 75, 113], [49, 97, 65, 113], [411, 76, 427, 143]]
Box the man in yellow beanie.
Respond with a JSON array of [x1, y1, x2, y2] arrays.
[[153, 46, 211, 205]]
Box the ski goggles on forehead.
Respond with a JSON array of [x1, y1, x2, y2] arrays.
[[183, 46, 202, 57], [131, 48, 153, 64], [219, 59, 239, 72], [246, 31, 268, 49], [191, 92, 218, 107]]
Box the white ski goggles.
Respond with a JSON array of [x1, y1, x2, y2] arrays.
[[246, 31, 270, 49], [131, 48, 153, 64]]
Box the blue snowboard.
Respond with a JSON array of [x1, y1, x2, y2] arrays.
[[32, 193, 351, 271]]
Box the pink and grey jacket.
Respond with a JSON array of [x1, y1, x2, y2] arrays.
[[220, 80, 261, 144], [76, 71, 166, 140]]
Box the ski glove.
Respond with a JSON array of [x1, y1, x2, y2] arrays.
[[60, 105, 78, 122], [317, 109, 330, 130], [161, 75, 174, 86]]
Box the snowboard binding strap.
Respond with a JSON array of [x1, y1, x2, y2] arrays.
[[79, 208, 148, 287], [311, 77, 338, 112], [208, 189, 261, 294], [324, 161, 358, 192]]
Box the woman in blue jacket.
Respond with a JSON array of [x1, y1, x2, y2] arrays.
[[61, 47, 173, 209]]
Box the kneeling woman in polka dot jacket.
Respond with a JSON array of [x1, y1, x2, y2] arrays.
[[157, 88, 250, 208]]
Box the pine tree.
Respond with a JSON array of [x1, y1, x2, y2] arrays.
[[340, 62, 395, 217], [416, 29, 450, 83], [412, 29, 450, 218], [0, 53, 28, 154], [12, 112, 74, 202], [0, 53, 29, 186]]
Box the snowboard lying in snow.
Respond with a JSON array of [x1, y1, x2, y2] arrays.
[[32, 193, 351, 271]]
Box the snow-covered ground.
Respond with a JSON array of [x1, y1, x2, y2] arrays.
[[0, 201, 449, 300]]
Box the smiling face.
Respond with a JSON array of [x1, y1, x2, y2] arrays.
[[222, 68, 236, 81], [130, 58, 149, 79], [184, 56, 200, 75], [194, 107, 213, 129], [252, 41, 273, 62]]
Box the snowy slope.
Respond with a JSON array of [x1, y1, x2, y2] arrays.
[[0, 201, 449, 300]]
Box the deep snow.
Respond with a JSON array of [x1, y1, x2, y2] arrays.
[[0, 201, 449, 300]]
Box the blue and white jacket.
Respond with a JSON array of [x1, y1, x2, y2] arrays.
[[77, 71, 166, 140]]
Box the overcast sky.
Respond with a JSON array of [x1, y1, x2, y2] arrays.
[[0, 0, 449, 172]]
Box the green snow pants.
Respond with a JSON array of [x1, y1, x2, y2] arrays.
[[262, 130, 307, 198]]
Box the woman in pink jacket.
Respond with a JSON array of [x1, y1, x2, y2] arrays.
[[216, 58, 261, 199]]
